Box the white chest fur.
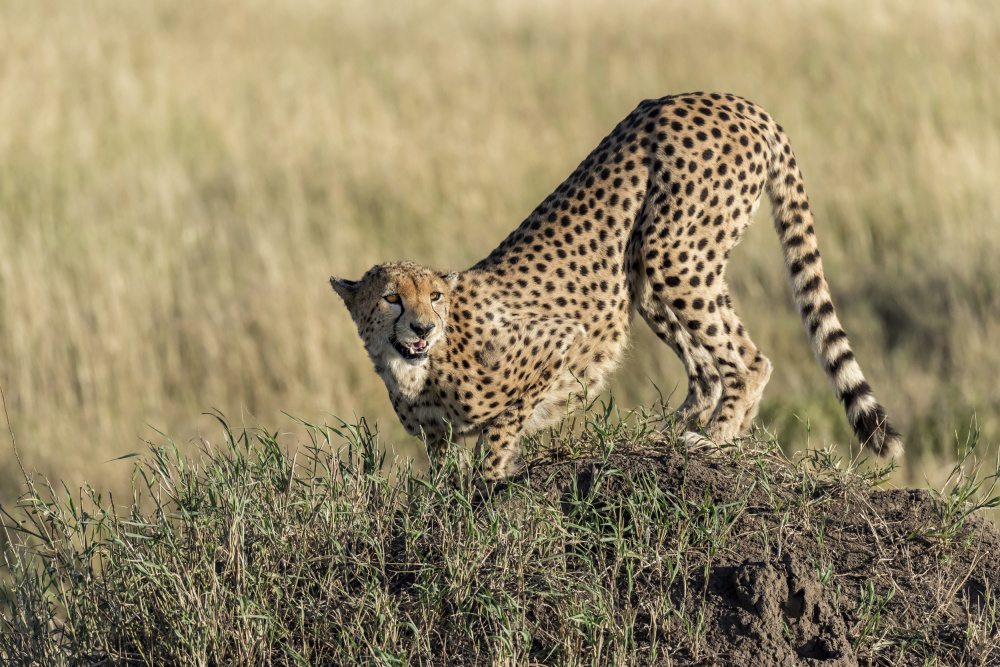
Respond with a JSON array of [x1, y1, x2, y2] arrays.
[[377, 355, 430, 400]]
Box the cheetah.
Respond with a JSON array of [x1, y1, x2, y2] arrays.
[[331, 92, 902, 480]]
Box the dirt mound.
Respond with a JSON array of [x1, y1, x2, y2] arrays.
[[729, 559, 853, 666], [7, 420, 997, 666], [517, 446, 1000, 666]]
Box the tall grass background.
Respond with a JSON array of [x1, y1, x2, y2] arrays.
[[1, 0, 998, 505]]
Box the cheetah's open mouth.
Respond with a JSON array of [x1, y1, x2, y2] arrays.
[[393, 338, 429, 361]]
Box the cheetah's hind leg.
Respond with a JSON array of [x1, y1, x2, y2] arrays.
[[638, 288, 774, 447], [694, 294, 773, 444], [636, 302, 723, 437]]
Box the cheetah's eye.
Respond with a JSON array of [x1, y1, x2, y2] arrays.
[[430, 292, 443, 302], [383, 294, 401, 304]]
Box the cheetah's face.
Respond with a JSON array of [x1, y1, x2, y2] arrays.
[[331, 262, 457, 367]]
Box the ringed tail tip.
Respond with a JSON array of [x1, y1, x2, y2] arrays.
[[852, 403, 903, 458]]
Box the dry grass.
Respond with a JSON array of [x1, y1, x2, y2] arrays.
[[1, 0, 998, 504]]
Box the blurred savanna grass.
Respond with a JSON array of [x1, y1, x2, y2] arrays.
[[1, 0, 998, 504]]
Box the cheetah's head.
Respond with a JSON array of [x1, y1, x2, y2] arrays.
[[331, 262, 458, 368]]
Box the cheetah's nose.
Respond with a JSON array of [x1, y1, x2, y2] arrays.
[[410, 322, 435, 338]]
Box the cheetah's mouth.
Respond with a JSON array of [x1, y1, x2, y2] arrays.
[[392, 338, 429, 361]]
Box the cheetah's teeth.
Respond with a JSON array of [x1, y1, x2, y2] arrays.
[[403, 340, 428, 355], [392, 338, 429, 360]]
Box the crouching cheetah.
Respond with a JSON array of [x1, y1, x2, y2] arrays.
[[331, 92, 902, 480]]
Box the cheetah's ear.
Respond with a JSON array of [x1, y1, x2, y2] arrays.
[[441, 271, 459, 288], [330, 276, 361, 307]]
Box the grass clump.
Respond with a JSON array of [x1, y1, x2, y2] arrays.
[[3, 401, 1000, 666], [2, 412, 624, 665], [3, 0, 1000, 502]]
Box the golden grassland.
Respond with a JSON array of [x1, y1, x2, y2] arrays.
[[1, 0, 998, 504]]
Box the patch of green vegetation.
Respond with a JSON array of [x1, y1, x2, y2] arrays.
[[3, 400, 999, 665], [2, 0, 1000, 508]]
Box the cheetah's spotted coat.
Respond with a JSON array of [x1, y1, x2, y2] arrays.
[[332, 93, 902, 479]]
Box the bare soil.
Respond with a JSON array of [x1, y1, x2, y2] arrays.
[[514, 447, 1000, 666]]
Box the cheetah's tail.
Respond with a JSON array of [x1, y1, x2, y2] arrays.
[[763, 128, 902, 458]]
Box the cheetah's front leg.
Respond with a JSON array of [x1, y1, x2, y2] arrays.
[[478, 411, 528, 481], [475, 317, 585, 481], [425, 437, 449, 470]]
